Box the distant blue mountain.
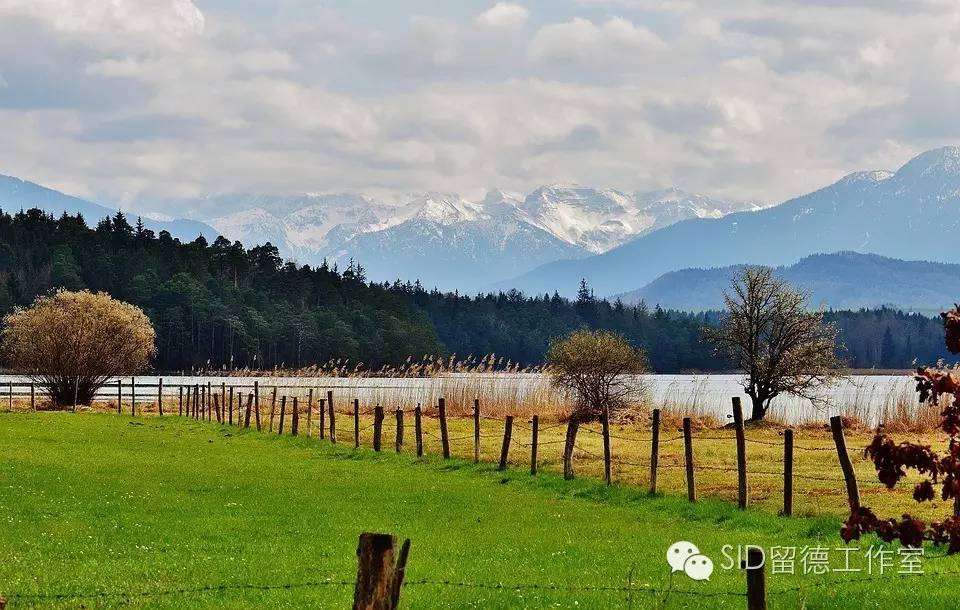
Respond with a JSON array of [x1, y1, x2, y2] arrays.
[[497, 146, 960, 297], [617, 252, 960, 314], [0, 174, 219, 243]]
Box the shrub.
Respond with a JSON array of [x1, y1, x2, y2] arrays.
[[2, 290, 155, 408]]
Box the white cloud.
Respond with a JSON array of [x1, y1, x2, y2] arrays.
[[529, 17, 664, 66], [476, 2, 530, 29]]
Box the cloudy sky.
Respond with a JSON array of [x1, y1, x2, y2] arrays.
[[1, 0, 959, 210]]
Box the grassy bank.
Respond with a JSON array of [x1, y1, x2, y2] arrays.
[[1, 413, 958, 608]]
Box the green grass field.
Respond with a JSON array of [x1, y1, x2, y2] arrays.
[[2, 412, 960, 608]]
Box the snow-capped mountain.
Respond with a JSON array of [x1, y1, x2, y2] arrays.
[[498, 146, 960, 297], [191, 185, 756, 290]]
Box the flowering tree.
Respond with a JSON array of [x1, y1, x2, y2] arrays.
[[842, 306, 960, 552]]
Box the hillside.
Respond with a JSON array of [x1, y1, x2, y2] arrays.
[[619, 252, 960, 314], [500, 146, 960, 297]]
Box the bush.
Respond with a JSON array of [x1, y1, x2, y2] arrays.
[[2, 290, 155, 408]]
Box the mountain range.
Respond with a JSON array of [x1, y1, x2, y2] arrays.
[[0, 175, 219, 243], [501, 146, 960, 297], [145, 185, 761, 292], [618, 251, 960, 315]]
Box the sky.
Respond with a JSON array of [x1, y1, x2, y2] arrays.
[[0, 0, 959, 210]]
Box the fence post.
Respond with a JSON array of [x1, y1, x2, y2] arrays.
[[254, 381, 260, 430], [206, 382, 212, 420], [354, 399, 361, 448], [292, 397, 299, 436], [438, 398, 450, 459], [179, 386, 184, 417], [228, 386, 234, 425], [236, 392, 242, 427], [307, 389, 314, 438], [830, 415, 861, 512], [395, 408, 404, 452], [244, 393, 253, 429], [328, 391, 337, 444], [30, 382, 35, 411], [319, 398, 326, 440], [742, 547, 767, 610], [683, 417, 696, 503], [117, 380, 122, 414], [530, 415, 539, 476], [352, 533, 410, 610], [783, 429, 794, 517], [185, 385, 191, 417], [473, 399, 481, 463], [213, 393, 221, 423], [414, 405, 423, 457], [601, 407, 612, 486], [278, 396, 286, 435], [328, 390, 337, 443], [373, 405, 384, 452], [733, 397, 748, 510], [201, 384, 206, 420], [498, 415, 514, 471], [158, 378, 163, 416], [194, 385, 199, 419], [7, 381, 11, 410], [131, 377, 136, 416], [649, 408, 661, 495], [221, 382, 226, 418]]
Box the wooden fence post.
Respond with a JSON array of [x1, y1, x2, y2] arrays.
[[354, 399, 361, 448], [158, 378, 163, 416], [131, 377, 136, 416], [742, 547, 767, 610], [414, 405, 423, 457], [601, 407, 612, 486], [236, 392, 242, 427], [278, 396, 287, 435], [328, 390, 337, 443], [8, 381, 12, 410], [213, 393, 221, 423], [267, 387, 276, 432], [733, 397, 748, 509], [830, 415, 861, 511], [228, 386, 234, 426], [30, 382, 35, 411], [530, 415, 539, 476], [319, 398, 326, 440], [438, 398, 450, 459], [783, 429, 794, 517], [221, 382, 226, 417], [179, 386, 184, 417], [352, 533, 410, 610], [201, 384, 206, 420], [117, 380, 122, 414], [473, 399, 481, 463], [194, 385, 199, 419], [683, 417, 696, 503], [498, 415, 514, 471], [649, 408, 661, 495], [373, 405, 384, 452], [254, 381, 260, 430], [307, 389, 314, 438], [395, 408, 404, 453], [207, 382, 212, 420], [244, 393, 253, 429], [292, 397, 299, 436]]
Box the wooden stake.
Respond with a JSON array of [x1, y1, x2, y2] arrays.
[[414, 405, 423, 457], [354, 398, 361, 449], [244, 393, 253, 429], [733, 397, 748, 509], [269, 387, 277, 432], [307, 389, 314, 437], [395, 408, 404, 452], [254, 381, 261, 430], [498, 415, 514, 471], [228, 386, 234, 425], [117, 379, 122, 414], [319, 398, 326, 440], [649, 408, 660, 495], [601, 407, 612, 486], [131, 377, 136, 416], [783, 429, 794, 517], [352, 533, 410, 610], [373, 405, 384, 452], [438, 398, 450, 459], [742, 547, 767, 610], [158, 378, 163, 416], [530, 415, 539, 476], [179, 386, 184, 417], [278, 395, 286, 435], [213, 393, 221, 423], [830, 415, 861, 511], [291, 397, 299, 436], [473, 398, 481, 463], [328, 390, 337, 443], [683, 417, 696, 503]]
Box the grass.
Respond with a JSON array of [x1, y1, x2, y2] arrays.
[[2, 413, 960, 608]]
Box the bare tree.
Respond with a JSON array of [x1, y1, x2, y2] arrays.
[[2, 290, 156, 408], [547, 330, 648, 479], [703, 267, 843, 421]]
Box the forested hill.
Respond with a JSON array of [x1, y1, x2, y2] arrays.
[[0, 208, 951, 372]]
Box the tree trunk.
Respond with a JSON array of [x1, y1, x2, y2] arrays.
[[749, 395, 767, 421], [563, 417, 581, 480]]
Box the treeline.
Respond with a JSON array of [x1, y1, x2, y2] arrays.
[[0, 208, 951, 372]]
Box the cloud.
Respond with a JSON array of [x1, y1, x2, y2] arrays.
[[476, 2, 529, 29], [529, 17, 664, 67]]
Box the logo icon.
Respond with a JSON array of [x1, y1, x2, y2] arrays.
[[667, 541, 714, 581]]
